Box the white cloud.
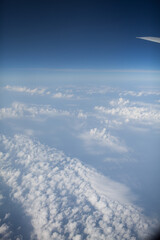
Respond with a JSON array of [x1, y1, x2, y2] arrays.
[[4, 85, 48, 95], [0, 223, 11, 239], [80, 128, 128, 153], [0, 134, 156, 240], [110, 97, 130, 106], [4, 213, 10, 221], [77, 111, 87, 119], [121, 90, 160, 97], [86, 170, 135, 204], [0, 210, 12, 240], [52, 92, 73, 99], [0, 102, 70, 120], [0, 210, 23, 240], [0, 194, 3, 206], [95, 98, 160, 126]]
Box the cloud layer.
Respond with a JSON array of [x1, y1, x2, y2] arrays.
[[0, 134, 156, 240], [4, 85, 49, 95], [0, 102, 70, 120], [95, 98, 160, 126], [4, 85, 74, 99], [121, 90, 160, 97]]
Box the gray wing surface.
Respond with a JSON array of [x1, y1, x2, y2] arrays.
[[136, 37, 160, 43]]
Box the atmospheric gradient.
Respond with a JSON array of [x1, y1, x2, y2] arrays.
[[1, 0, 160, 239]]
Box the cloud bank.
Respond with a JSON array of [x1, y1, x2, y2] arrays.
[[95, 98, 160, 126], [0, 134, 156, 240], [0, 102, 70, 120], [121, 90, 160, 97]]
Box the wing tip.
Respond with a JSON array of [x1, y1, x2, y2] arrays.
[[136, 36, 160, 43]]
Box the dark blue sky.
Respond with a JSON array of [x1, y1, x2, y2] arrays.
[[1, 0, 160, 71]]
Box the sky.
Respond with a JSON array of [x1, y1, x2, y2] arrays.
[[0, 1, 160, 240], [1, 0, 160, 72]]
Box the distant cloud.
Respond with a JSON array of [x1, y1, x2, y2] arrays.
[[4, 85, 49, 95], [0, 102, 70, 120], [95, 98, 160, 126], [86, 86, 115, 95], [80, 128, 128, 153], [4, 85, 76, 100], [52, 92, 73, 99], [0, 134, 157, 240], [77, 111, 87, 119], [121, 90, 160, 97], [109, 97, 129, 106]]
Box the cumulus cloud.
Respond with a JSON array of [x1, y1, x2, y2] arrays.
[[109, 98, 130, 106], [95, 98, 160, 126], [0, 209, 11, 240], [4, 85, 49, 95], [0, 102, 70, 120], [0, 222, 11, 239], [77, 111, 87, 119], [52, 92, 73, 99], [0, 134, 156, 240], [80, 128, 128, 153], [0, 211, 24, 240]]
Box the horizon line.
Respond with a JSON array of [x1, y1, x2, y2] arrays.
[[1, 68, 160, 74]]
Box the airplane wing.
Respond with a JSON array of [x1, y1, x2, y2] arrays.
[[136, 37, 160, 43]]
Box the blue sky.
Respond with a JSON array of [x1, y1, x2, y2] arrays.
[[1, 0, 160, 71], [1, 1, 160, 238]]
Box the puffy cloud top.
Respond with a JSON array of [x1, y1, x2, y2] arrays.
[[0, 134, 157, 240]]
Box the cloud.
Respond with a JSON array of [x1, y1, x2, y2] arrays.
[[77, 111, 87, 119], [4, 85, 76, 99], [86, 170, 135, 204], [0, 209, 23, 240], [0, 134, 156, 240], [0, 222, 11, 239], [120, 90, 160, 97], [4, 85, 49, 95], [0, 207, 12, 240], [0, 102, 70, 120], [109, 98, 129, 106], [80, 128, 128, 153], [0, 194, 3, 206], [86, 86, 115, 95], [95, 98, 160, 126], [52, 92, 73, 99]]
